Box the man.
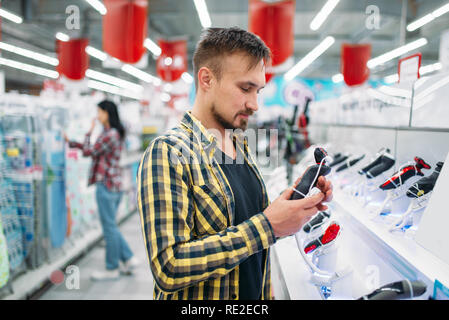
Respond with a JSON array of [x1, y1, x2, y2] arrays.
[[137, 27, 332, 300]]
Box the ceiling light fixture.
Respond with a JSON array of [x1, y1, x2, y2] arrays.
[[121, 64, 160, 85], [55, 32, 70, 42], [367, 38, 428, 69], [407, 2, 449, 32], [144, 38, 162, 57], [0, 41, 59, 66], [85, 0, 107, 15], [332, 73, 343, 83], [284, 36, 335, 81], [0, 8, 23, 24], [87, 80, 141, 100], [310, 0, 340, 31], [0, 57, 59, 79], [85, 69, 143, 92], [420, 62, 442, 75], [193, 0, 212, 28], [85, 46, 108, 61]]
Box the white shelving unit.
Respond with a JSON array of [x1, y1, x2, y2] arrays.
[[0, 153, 141, 300], [333, 189, 449, 290]]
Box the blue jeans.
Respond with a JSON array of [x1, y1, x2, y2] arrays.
[[96, 183, 133, 270]]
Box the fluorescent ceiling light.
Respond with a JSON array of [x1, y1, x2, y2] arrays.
[[85, 46, 108, 61], [121, 64, 160, 84], [85, 0, 107, 15], [0, 57, 59, 79], [85, 69, 143, 92], [0, 8, 23, 24], [420, 62, 442, 75], [310, 0, 340, 31], [144, 38, 162, 57], [407, 2, 449, 32], [194, 0, 211, 28], [433, 3, 449, 17], [182, 72, 194, 84], [367, 38, 427, 69], [0, 41, 59, 66], [87, 80, 141, 100], [56, 32, 70, 42], [384, 74, 399, 84], [332, 73, 343, 83], [284, 36, 335, 81]]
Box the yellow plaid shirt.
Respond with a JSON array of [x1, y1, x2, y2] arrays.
[[137, 111, 276, 300]]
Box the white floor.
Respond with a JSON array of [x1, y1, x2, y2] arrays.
[[38, 212, 154, 300]]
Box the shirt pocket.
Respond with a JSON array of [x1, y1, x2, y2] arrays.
[[191, 183, 229, 234]]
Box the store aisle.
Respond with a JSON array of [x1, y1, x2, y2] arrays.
[[38, 212, 154, 300]]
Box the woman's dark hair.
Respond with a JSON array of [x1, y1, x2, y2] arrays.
[[97, 100, 126, 140]]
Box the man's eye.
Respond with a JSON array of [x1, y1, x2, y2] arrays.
[[241, 87, 250, 92]]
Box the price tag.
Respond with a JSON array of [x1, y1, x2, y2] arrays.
[[398, 53, 422, 83]]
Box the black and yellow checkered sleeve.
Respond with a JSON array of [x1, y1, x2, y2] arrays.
[[137, 137, 276, 294]]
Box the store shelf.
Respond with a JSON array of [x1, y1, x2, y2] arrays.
[[272, 236, 323, 300], [332, 189, 449, 290], [1, 208, 137, 300]]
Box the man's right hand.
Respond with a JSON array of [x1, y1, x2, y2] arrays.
[[264, 186, 326, 238]]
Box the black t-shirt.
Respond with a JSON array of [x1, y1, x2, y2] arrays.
[[215, 144, 265, 300]]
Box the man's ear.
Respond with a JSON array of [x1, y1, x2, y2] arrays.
[[197, 67, 214, 91]]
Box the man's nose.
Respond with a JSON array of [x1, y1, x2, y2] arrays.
[[245, 94, 259, 112]]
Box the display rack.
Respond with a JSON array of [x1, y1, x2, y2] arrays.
[[0, 153, 141, 300], [332, 189, 449, 289], [269, 72, 449, 299], [2, 207, 136, 300]]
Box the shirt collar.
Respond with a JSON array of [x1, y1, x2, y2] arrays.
[[180, 111, 250, 159], [181, 111, 216, 146]]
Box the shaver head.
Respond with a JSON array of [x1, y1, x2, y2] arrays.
[[314, 147, 329, 164], [414, 157, 431, 170]]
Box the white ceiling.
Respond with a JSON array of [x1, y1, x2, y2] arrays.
[[0, 0, 448, 87]]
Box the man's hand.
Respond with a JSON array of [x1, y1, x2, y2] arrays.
[[292, 174, 333, 211], [315, 176, 333, 210], [264, 186, 325, 238], [264, 175, 333, 238]]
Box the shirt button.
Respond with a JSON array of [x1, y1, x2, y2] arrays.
[[231, 293, 237, 299]]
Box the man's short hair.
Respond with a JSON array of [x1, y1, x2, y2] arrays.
[[192, 27, 271, 90]]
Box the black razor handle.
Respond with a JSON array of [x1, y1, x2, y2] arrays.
[[290, 147, 331, 200]]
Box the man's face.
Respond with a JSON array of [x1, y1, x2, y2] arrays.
[[209, 53, 266, 131]]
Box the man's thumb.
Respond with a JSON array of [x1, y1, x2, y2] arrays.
[[301, 192, 325, 208], [280, 185, 295, 200]]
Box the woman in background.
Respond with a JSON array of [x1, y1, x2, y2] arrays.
[[65, 100, 139, 281]]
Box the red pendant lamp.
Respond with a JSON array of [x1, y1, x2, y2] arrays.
[[103, 0, 148, 63], [56, 38, 89, 80], [156, 39, 187, 82], [249, 0, 295, 82]]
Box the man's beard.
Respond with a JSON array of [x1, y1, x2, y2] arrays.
[[211, 104, 252, 131]]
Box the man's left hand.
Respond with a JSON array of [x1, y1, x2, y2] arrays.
[[315, 176, 333, 211]]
